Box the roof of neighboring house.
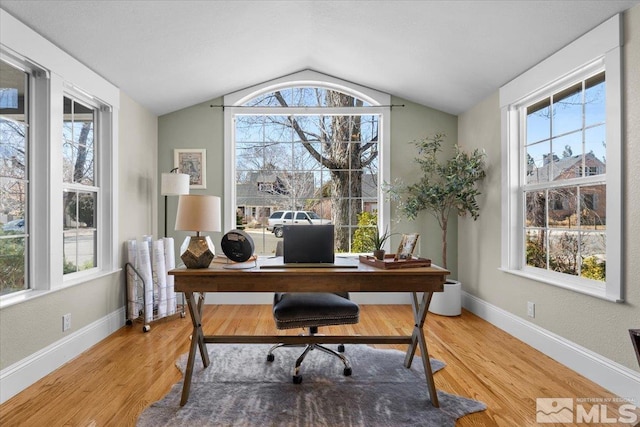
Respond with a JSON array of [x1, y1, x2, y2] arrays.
[[527, 152, 606, 184], [237, 172, 378, 207]]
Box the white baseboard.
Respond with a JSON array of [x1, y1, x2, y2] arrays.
[[0, 307, 125, 404], [462, 291, 640, 402]]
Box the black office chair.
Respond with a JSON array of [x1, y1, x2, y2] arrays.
[[266, 242, 360, 384]]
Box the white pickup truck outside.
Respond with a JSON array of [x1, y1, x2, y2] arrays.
[[266, 210, 332, 237]]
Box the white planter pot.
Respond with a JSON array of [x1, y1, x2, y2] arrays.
[[428, 280, 461, 316]]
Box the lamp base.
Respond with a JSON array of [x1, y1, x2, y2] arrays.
[[180, 235, 215, 268]]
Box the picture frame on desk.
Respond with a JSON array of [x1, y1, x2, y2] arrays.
[[175, 148, 206, 189], [396, 233, 419, 260]]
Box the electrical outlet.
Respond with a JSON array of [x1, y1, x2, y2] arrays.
[[527, 302, 535, 318], [62, 313, 71, 332]]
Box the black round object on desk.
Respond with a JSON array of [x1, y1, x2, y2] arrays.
[[220, 229, 255, 263]]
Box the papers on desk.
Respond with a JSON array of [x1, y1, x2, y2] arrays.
[[211, 254, 258, 264]]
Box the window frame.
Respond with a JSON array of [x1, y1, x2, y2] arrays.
[[223, 70, 391, 249], [0, 55, 32, 297], [61, 93, 100, 277], [0, 9, 119, 306], [500, 15, 623, 302]]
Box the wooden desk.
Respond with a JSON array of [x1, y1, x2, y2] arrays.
[[170, 257, 449, 407]]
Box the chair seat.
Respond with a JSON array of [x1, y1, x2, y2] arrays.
[[273, 292, 360, 330]]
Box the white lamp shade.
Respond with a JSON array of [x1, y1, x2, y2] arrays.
[[161, 172, 190, 196], [175, 195, 221, 232]]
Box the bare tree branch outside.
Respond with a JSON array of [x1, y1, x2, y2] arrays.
[[235, 87, 380, 252]]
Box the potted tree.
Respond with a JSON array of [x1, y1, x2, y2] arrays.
[[388, 133, 486, 315]]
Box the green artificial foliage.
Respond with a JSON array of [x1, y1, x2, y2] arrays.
[[370, 224, 392, 251], [387, 133, 486, 268]]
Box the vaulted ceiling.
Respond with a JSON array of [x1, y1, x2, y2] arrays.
[[1, 0, 638, 116]]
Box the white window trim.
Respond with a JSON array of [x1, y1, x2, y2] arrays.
[[223, 70, 391, 241], [0, 9, 119, 305], [499, 14, 623, 302], [59, 89, 113, 283]]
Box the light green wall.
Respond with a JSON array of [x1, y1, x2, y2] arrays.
[[457, 5, 640, 372], [389, 96, 459, 277], [158, 98, 225, 247], [0, 92, 157, 369], [157, 95, 459, 278]]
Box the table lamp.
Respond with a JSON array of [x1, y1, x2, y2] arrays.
[[174, 195, 221, 268], [161, 168, 190, 237]]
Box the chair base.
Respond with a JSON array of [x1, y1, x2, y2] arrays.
[[266, 329, 352, 384]]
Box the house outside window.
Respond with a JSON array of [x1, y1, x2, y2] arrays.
[[577, 165, 599, 177], [524, 71, 607, 279], [224, 71, 391, 256], [258, 182, 273, 193], [500, 15, 622, 302]]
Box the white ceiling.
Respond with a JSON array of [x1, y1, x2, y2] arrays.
[[1, 0, 638, 116]]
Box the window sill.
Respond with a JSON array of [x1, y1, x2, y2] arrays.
[[0, 289, 50, 309], [0, 268, 121, 310], [499, 267, 623, 303]]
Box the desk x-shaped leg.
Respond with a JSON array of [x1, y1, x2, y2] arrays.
[[180, 291, 209, 406], [404, 291, 439, 407], [177, 289, 440, 408]]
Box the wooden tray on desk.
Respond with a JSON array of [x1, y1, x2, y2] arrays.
[[359, 254, 431, 269]]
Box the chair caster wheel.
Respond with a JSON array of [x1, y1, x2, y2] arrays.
[[293, 375, 302, 384], [266, 354, 275, 362], [343, 367, 352, 376], [338, 344, 345, 353], [142, 325, 150, 333]]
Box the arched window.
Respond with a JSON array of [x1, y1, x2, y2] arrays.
[[224, 71, 390, 255]]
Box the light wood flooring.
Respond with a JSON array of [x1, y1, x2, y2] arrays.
[[0, 305, 637, 426]]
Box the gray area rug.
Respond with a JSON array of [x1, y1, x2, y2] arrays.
[[138, 344, 486, 426]]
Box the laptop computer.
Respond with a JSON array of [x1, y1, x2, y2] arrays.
[[260, 224, 357, 269], [284, 224, 334, 263]]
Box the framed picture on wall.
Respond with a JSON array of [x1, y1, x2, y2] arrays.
[[174, 148, 206, 189]]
